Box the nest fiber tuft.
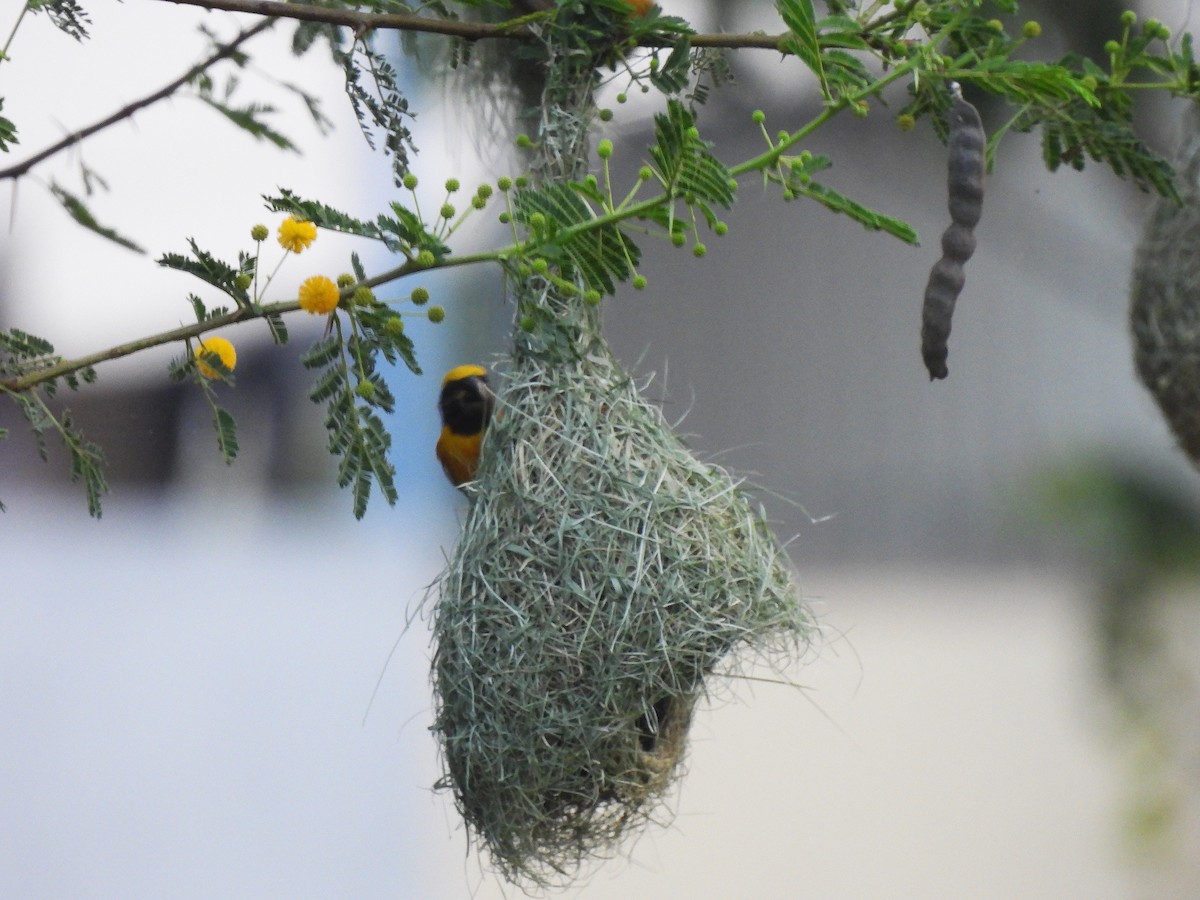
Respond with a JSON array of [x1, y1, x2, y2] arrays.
[[432, 335, 813, 885]]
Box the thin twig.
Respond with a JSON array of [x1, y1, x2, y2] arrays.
[[0, 18, 276, 181], [158, 0, 788, 50]]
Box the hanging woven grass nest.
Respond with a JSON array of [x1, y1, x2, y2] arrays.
[[1132, 103, 1200, 464], [431, 288, 813, 886], [429, 6, 814, 886]]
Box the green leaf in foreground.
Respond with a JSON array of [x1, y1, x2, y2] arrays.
[[793, 181, 920, 244], [50, 183, 144, 254]]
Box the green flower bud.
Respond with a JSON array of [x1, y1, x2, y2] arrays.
[[714, 221, 728, 236], [752, 109, 766, 124], [583, 290, 602, 305], [531, 258, 549, 274], [597, 138, 614, 159], [616, 92, 628, 104], [353, 286, 374, 306], [632, 275, 647, 290], [897, 113, 916, 131], [477, 183, 494, 200], [515, 133, 533, 149], [692, 242, 707, 258], [234, 273, 253, 291], [445, 178, 460, 193], [440, 203, 456, 219], [336, 273, 356, 288], [497, 176, 513, 192], [427, 305, 446, 323], [402, 173, 418, 190], [384, 317, 405, 338], [250, 224, 269, 242], [410, 286, 430, 305], [355, 380, 376, 401], [638, 166, 653, 181], [1021, 20, 1041, 39], [671, 231, 686, 247], [416, 250, 436, 268], [1120, 10, 1136, 28], [598, 108, 613, 122]]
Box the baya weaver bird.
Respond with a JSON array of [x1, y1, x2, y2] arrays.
[[436, 365, 495, 487]]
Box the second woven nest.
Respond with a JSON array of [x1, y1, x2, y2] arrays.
[[432, 331, 813, 885]]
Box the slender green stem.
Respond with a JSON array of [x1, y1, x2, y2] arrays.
[[1, 2, 31, 67]]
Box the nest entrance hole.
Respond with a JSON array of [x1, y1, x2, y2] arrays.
[[635, 694, 690, 758]]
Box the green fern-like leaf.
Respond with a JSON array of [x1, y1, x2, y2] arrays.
[[1020, 95, 1178, 199], [650, 38, 693, 95], [0, 328, 55, 363], [198, 97, 298, 151], [514, 183, 639, 295], [267, 189, 384, 241], [0, 99, 18, 153], [159, 240, 253, 307], [793, 181, 920, 244], [649, 100, 735, 208], [6, 389, 108, 516], [777, 0, 827, 99], [265, 313, 289, 345], [301, 334, 342, 369], [301, 321, 403, 518], [50, 184, 144, 254], [27, 0, 91, 42], [213, 406, 239, 463], [266, 189, 447, 258], [335, 43, 416, 184]]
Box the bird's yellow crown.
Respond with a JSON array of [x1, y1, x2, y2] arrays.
[[442, 364, 488, 386]]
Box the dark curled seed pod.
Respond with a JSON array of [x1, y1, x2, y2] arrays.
[[921, 83, 986, 380], [1130, 103, 1200, 464]]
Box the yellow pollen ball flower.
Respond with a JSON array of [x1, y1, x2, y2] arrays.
[[298, 275, 340, 315], [195, 336, 237, 379], [278, 216, 317, 253]]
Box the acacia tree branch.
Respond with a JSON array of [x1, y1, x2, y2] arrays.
[[158, 0, 788, 50], [0, 248, 495, 393], [0, 18, 276, 182], [0, 0, 811, 394], [1, 60, 913, 398], [0, 302, 282, 393]]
